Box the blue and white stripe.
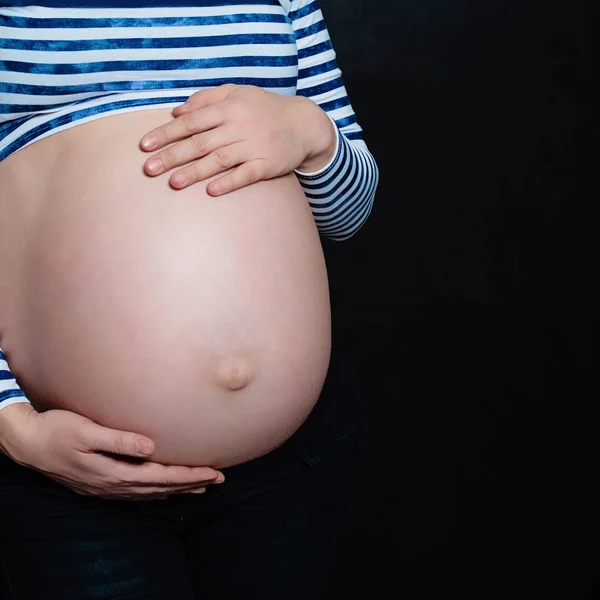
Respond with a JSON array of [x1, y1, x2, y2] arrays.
[[0, 1, 379, 412], [0, 349, 30, 410]]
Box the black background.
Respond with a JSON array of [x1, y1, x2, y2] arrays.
[[320, 0, 596, 597], [0, 1, 595, 598]]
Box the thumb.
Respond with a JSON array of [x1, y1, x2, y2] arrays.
[[82, 423, 155, 458]]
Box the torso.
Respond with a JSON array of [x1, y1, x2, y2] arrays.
[[0, 107, 331, 468]]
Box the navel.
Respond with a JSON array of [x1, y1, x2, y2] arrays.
[[214, 355, 254, 392]]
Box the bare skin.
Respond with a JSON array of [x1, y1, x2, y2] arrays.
[[0, 403, 223, 500], [0, 105, 331, 496]]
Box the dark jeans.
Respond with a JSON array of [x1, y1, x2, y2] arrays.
[[0, 346, 363, 600]]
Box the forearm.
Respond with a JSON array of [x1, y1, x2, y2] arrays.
[[290, 0, 379, 241], [0, 346, 34, 459], [294, 97, 339, 174], [0, 402, 36, 460]]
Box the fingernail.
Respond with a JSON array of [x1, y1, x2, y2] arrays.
[[172, 172, 189, 187], [135, 440, 152, 456], [141, 135, 157, 150], [215, 474, 225, 484], [146, 157, 163, 174], [191, 488, 207, 494]]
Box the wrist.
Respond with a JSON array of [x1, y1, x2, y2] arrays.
[[0, 402, 37, 459], [295, 98, 339, 174]]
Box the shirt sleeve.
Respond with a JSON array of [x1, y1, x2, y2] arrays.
[[0, 347, 31, 412], [289, 0, 379, 241]]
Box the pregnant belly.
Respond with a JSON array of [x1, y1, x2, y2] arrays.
[[0, 108, 331, 468]]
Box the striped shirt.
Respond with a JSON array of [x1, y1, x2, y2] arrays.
[[0, 0, 379, 412]]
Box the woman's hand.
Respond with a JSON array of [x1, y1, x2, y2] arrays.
[[0, 404, 223, 500], [140, 84, 337, 195]]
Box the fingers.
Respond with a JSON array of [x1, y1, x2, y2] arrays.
[[143, 125, 237, 178], [119, 486, 208, 501], [78, 455, 225, 499], [141, 105, 222, 152], [84, 487, 206, 501], [111, 459, 225, 488], [77, 428, 225, 486], [81, 423, 155, 458], [167, 142, 261, 190], [172, 84, 237, 116], [205, 160, 268, 196]]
